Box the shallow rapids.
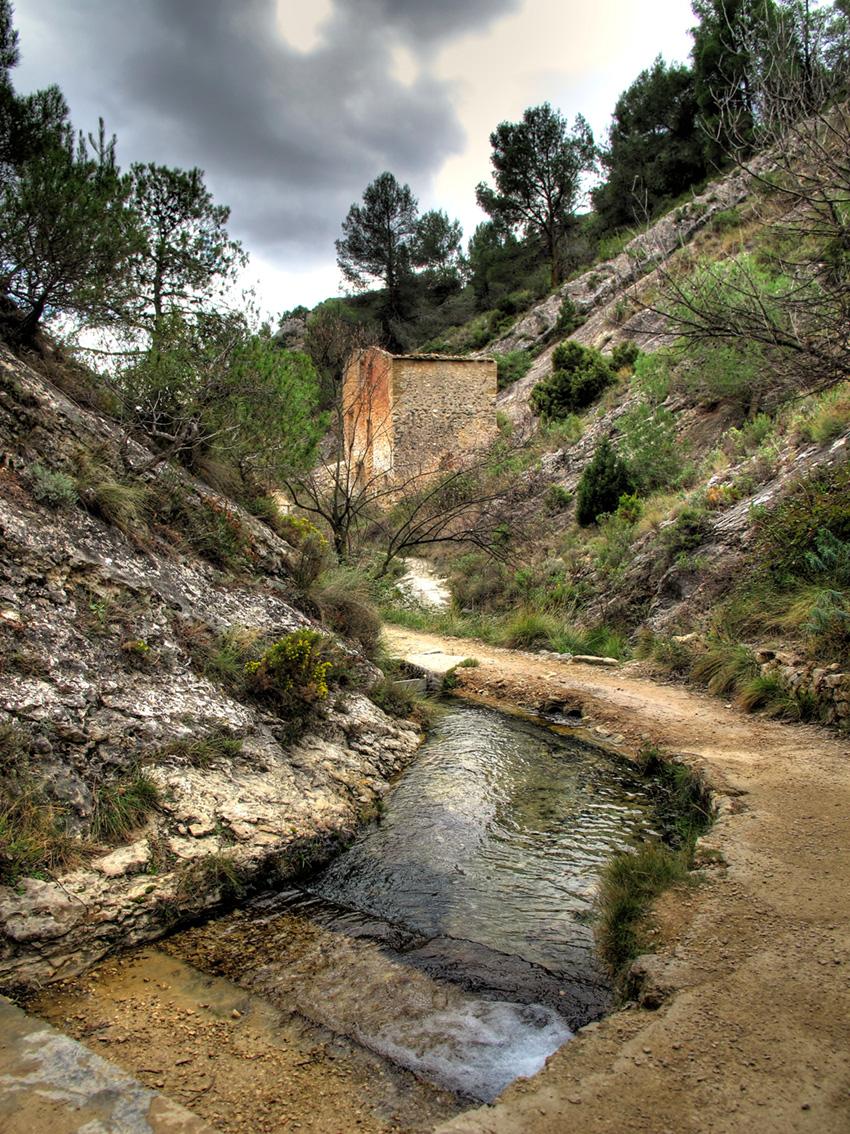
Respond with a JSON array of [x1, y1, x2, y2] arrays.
[[169, 702, 658, 1103]]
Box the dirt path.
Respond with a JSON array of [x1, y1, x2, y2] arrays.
[[384, 626, 850, 1134]]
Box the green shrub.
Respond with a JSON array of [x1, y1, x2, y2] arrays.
[[544, 484, 573, 512], [183, 499, 249, 571], [530, 342, 615, 420], [661, 504, 710, 559], [368, 675, 416, 717], [274, 513, 330, 587], [615, 492, 643, 524], [709, 206, 742, 234], [149, 481, 250, 572], [555, 295, 581, 335], [575, 438, 636, 526], [91, 773, 161, 844], [797, 384, 850, 445], [618, 402, 682, 493], [497, 288, 533, 316], [28, 463, 78, 508], [244, 628, 336, 717], [593, 511, 638, 574], [633, 349, 673, 404], [496, 350, 533, 390], [679, 337, 769, 410], [610, 341, 639, 371], [459, 656, 480, 667], [449, 554, 506, 611], [541, 414, 583, 446], [725, 413, 775, 457], [311, 567, 381, 656], [192, 626, 256, 690]]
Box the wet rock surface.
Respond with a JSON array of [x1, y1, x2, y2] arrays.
[[0, 993, 212, 1133], [0, 346, 420, 990]]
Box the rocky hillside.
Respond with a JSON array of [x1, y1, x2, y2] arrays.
[[410, 154, 850, 731], [0, 344, 419, 989], [491, 157, 767, 426]]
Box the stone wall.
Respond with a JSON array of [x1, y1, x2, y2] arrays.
[[755, 649, 850, 727], [342, 348, 497, 485], [342, 348, 394, 481], [391, 354, 497, 482]]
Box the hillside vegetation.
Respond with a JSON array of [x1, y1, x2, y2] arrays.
[[1, 0, 849, 945]]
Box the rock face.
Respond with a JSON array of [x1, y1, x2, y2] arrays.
[[0, 345, 421, 989], [492, 159, 765, 427]]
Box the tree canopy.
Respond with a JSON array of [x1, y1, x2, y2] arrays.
[[593, 57, 707, 233], [0, 121, 138, 341], [335, 172, 419, 317], [476, 103, 595, 286], [127, 162, 244, 340]]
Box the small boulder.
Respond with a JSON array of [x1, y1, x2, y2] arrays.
[[92, 839, 151, 878]]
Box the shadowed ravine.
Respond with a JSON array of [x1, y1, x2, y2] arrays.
[[167, 702, 658, 1103]]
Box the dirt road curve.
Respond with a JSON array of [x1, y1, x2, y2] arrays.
[[384, 626, 850, 1134]]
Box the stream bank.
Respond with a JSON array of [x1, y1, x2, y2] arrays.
[[384, 626, 850, 1134], [8, 626, 850, 1133], [26, 697, 662, 1130]]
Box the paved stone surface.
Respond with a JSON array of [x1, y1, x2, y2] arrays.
[[0, 996, 214, 1133]]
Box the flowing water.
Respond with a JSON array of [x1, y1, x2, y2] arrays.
[[169, 702, 658, 1105]]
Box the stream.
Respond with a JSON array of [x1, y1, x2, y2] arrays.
[[167, 701, 659, 1105]]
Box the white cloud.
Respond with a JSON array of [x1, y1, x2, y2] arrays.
[[241, 253, 342, 319], [276, 0, 334, 53], [390, 42, 420, 88], [426, 0, 694, 241]]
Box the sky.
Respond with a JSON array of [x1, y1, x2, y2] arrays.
[[14, 0, 696, 318]]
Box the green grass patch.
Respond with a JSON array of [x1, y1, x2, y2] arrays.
[[690, 640, 759, 697], [0, 723, 79, 884], [382, 603, 630, 659], [74, 452, 150, 537], [597, 744, 712, 982], [597, 841, 693, 980], [736, 674, 819, 721], [91, 772, 161, 844], [161, 728, 244, 768]]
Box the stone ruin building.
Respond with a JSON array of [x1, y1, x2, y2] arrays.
[[342, 346, 498, 484]]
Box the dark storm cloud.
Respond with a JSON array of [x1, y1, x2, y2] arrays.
[[13, 0, 519, 269]]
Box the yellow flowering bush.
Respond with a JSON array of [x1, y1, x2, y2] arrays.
[[244, 628, 334, 715]]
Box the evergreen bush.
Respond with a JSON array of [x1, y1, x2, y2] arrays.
[[530, 342, 615, 420], [575, 439, 636, 526]]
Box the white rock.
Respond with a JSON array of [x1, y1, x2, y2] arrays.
[[91, 839, 150, 878]]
